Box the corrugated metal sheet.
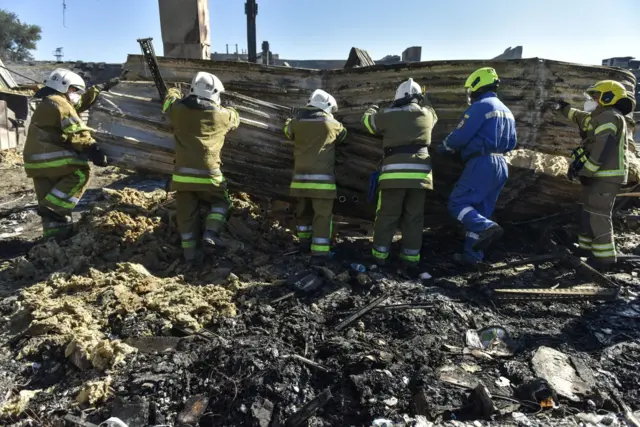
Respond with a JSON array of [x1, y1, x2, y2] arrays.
[[344, 48, 375, 69], [102, 57, 637, 219]]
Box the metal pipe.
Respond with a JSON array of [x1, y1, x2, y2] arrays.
[[245, 0, 258, 63]]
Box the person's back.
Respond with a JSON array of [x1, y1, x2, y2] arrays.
[[361, 78, 437, 273], [162, 72, 240, 262]]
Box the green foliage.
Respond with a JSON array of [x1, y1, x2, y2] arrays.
[[0, 9, 42, 62]]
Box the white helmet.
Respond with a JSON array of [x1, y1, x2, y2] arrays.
[[307, 89, 338, 114], [190, 72, 225, 104], [394, 78, 422, 102], [44, 68, 86, 93]]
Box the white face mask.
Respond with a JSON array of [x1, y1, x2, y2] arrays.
[[583, 99, 598, 112], [67, 92, 81, 105]]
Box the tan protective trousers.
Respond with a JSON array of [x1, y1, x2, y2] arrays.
[[372, 188, 426, 263], [577, 180, 620, 265], [176, 189, 230, 259], [32, 169, 91, 239], [295, 197, 334, 257]]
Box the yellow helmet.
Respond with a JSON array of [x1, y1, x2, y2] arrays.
[[465, 67, 500, 93], [585, 80, 627, 107]]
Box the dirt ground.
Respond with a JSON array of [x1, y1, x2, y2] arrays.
[[1, 150, 640, 427]]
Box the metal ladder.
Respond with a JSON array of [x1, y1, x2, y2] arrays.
[[137, 38, 168, 101]]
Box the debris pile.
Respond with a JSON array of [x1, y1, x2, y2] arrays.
[[0, 188, 639, 426]]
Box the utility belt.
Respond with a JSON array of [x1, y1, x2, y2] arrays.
[[383, 144, 428, 158], [464, 151, 503, 164]]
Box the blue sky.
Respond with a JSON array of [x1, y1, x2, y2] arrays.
[[1, 0, 639, 65]]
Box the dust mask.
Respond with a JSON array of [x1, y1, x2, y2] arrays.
[[583, 99, 598, 112], [67, 92, 81, 105]]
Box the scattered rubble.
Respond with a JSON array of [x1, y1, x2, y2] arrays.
[[0, 185, 638, 426]]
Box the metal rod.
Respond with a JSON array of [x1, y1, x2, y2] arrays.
[[0, 64, 41, 84]]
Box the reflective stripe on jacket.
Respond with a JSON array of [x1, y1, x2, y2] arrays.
[[23, 87, 100, 178], [163, 88, 240, 192], [562, 105, 629, 184], [284, 107, 347, 198], [362, 101, 437, 190], [442, 92, 517, 161]]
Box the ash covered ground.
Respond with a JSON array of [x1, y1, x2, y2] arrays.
[[0, 152, 639, 427]]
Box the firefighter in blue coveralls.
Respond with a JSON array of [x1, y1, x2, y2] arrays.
[[438, 67, 517, 264]]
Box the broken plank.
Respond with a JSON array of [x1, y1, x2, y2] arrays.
[[334, 294, 387, 331]]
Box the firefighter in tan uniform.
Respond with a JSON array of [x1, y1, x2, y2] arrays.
[[23, 68, 119, 240], [361, 78, 437, 271], [162, 72, 240, 262], [555, 80, 635, 269], [283, 89, 347, 265]]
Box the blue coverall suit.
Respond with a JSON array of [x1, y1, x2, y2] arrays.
[[441, 92, 517, 262]]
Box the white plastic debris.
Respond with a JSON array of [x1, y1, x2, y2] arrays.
[[495, 376, 511, 387], [99, 418, 129, 427], [512, 412, 533, 426], [383, 397, 398, 406], [419, 272, 432, 280], [372, 419, 394, 427]]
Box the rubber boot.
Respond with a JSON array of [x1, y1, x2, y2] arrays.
[[472, 224, 504, 252], [399, 260, 419, 279], [203, 230, 225, 248], [299, 240, 311, 254], [309, 255, 328, 266]]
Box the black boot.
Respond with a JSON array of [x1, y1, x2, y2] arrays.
[[202, 230, 224, 248], [309, 255, 328, 266], [299, 240, 311, 254], [472, 224, 504, 252]]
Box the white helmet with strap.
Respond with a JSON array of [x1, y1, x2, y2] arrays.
[[190, 72, 225, 104], [307, 89, 338, 114], [394, 78, 422, 102], [44, 68, 86, 93]]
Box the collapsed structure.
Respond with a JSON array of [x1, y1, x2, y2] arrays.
[[87, 55, 638, 221]]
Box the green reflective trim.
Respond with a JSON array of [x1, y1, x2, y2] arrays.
[[568, 108, 577, 121], [594, 123, 617, 135], [24, 158, 89, 169], [594, 169, 625, 177], [297, 232, 312, 239], [162, 96, 177, 113], [372, 248, 389, 259], [399, 253, 420, 262], [172, 174, 225, 185], [363, 115, 375, 135], [311, 244, 330, 252], [592, 250, 616, 258], [45, 193, 75, 209], [62, 123, 94, 134], [181, 240, 196, 248], [43, 228, 61, 237], [290, 182, 337, 190], [69, 169, 87, 197], [578, 242, 592, 250], [578, 235, 592, 242], [378, 172, 431, 181], [584, 159, 600, 172], [207, 213, 226, 222], [592, 243, 615, 251]]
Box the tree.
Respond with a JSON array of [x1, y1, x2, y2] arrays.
[[0, 9, 42, 62]]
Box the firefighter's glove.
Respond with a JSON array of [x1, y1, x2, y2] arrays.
[[571, 146, 588, 167], [99, 78, 120, 92], [369, 105, 379, 112], [567, 163, 578, 181], [554, 99, 570, 111], [88, 144, 108, 167]]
